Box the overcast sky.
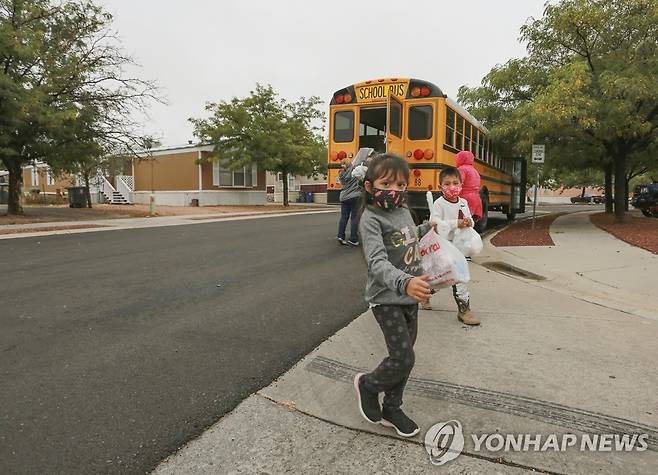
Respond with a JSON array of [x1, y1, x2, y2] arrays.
[[100, 0, 548, 146]]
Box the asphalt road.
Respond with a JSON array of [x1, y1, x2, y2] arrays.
[[0, 213, 368, 474]]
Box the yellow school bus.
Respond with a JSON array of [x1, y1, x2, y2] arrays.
[[326, 78, 526, 227]]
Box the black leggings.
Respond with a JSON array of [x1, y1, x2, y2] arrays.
[[362, 304, 418, 410]]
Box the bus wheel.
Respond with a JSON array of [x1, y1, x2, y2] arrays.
[[506, 212, 516, 222], [475, 195, 489, 233]]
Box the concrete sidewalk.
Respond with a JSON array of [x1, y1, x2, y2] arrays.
[[489, 211, 658, 320], [153, 213, 658, 474], [0, 208, 338, 240]]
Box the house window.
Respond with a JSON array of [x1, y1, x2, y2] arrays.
[[47, 171, 55, 186], [276, 172, 297, 190], [213, 161, 256, 187], [31, 167, 39, 187]]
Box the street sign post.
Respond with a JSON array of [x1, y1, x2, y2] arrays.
[[531, 145, 545, 229], [532, 145, 545, 164]]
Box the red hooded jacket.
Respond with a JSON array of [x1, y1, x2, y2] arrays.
[[455, 151, 483, 220]]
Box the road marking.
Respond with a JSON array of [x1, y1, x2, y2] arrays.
[[306, 355, 658, 451]]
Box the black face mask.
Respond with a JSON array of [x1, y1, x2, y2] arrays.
[[370, 187, 405, 210]]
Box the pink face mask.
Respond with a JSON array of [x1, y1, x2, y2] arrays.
[[442, 185, 462, 200]]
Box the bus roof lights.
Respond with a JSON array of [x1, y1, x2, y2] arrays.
[[411, 87, 421, 98], [413, 149, 424, 160], [335, 94, 344, 104], [343, 93, 353, 103], [420, 86, 431, 97]]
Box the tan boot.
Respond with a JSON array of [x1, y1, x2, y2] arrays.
[[457, 300, 480, 325]]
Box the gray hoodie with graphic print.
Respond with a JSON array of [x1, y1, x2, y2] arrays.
[[359, 205, 432, 305]]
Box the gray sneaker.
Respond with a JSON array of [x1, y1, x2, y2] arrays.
[[336, 237, 347, 245]]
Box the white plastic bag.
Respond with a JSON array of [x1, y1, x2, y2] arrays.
[[452, 227, 483, 257], [419, 229, 470, 289]]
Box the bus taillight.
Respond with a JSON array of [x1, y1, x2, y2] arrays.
[[337, 151, 347, 160], [424, 149, 434, 160], [413, 149, 424, 160], [413, 169, 421, 177]]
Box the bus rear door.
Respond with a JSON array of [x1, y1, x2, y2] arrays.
[[386, 94, 404, 156]]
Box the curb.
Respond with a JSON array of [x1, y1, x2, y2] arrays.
[[0, 208, 339, 240]]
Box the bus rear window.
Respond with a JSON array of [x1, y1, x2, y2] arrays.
[[408, 105, 433, 140], [334, 111, 354, 142]]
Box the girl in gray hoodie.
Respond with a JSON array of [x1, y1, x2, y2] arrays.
[[353, 153, 434, 438]]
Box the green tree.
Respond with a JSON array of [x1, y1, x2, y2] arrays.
[[190, 84, 326, 206], [0, 0, 157, 215], [460, 0, 658, 223]]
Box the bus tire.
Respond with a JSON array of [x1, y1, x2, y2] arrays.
[[506, 212, 516, 222], [475, 194, 489, 233]]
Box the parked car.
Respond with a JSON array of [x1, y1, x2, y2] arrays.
[[570, 195, 603, 204], [631, 182, 658, 217]]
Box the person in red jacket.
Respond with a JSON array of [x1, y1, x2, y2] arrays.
[[455, 150, 482, 221]]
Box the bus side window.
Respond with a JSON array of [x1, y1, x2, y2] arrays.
[[456, 115, 464, 150], [465, 123, 472, 152], [445, 107, 455, 147], [334, 111, 354, 143], [408, 105, 433, 140]]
